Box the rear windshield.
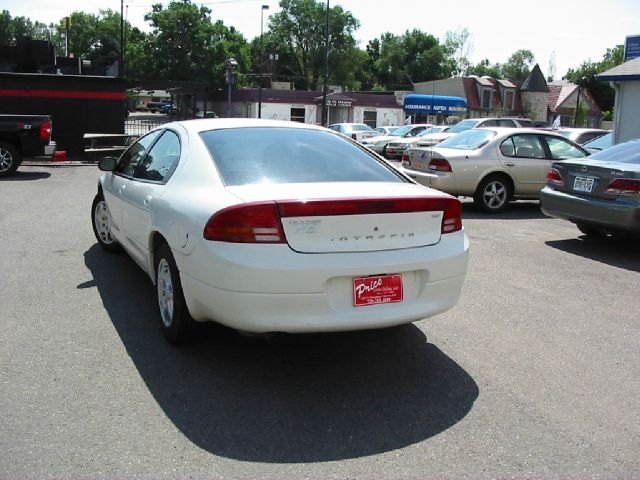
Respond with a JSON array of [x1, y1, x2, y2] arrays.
[[350, 124, 374, 131], [588, 140, 640, 164], [200, 127, 405, 186], [437, 129, 496, 150], [447, 119, 480, 133]]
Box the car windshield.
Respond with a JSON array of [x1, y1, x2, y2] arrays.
[[447, 119, 480, 134], [417, 126, 445, 137], [582, 132, 612, 150], [588, 140, 640, 164], [389, 125, 413, 136], [437, 129, 496, 150], [200, 127, 405, 186]]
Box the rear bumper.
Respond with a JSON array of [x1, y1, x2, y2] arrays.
[[540, 186, 640, 232], [177, 230, 469, 333]]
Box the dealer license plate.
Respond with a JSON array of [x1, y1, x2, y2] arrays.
[[573, 176, 595, 193], [353, 274, 403, 307]]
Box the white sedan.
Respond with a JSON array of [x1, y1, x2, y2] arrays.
[[91, 119, 469, 342]]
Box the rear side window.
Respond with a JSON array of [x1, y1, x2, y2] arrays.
[[200, 127, 404, 186], [503, 134, 545, 159], [544, 136, 586, 160]]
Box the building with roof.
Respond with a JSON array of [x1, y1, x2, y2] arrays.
[[212, 88, 406, 127], [546, 81, 602, 128], [413, 76, 523, 122], [520, 64, 549, 123], [413, 66, 603, 128], [596, 56, 640, 144]]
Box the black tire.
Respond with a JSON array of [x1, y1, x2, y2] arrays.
[[473, 175, 512, 213], [155, 242, 195, 343], [577, 223, 604, 238], [91, 193, 122, 252], [381, 145, 388, 158], [0, 141, 22, 178]]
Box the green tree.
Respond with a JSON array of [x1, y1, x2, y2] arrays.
[[443, 27, 473, 77], [268, 0, 360, 90], [501, 49, 535, 81], [143, 0, 250, 87], [565, 45, 624, 113], [0, 10, 51, 45], [467, 58, 502, 78], [370, 30, 451, 90]]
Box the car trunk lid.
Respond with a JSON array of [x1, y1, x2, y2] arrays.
[[554, 159, 640, 200], [225, 182, 458, 253]]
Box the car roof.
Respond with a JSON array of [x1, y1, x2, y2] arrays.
[[169, 118, 328, 135], [472, 127, 582, 139]]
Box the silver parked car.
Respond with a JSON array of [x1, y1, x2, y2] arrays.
[[417, 117, 534, 147], [402, 127, 588, 212], [540, 139, 640, 238], [385, 126, 450, 162], [361, 124, 433, 155], [554, 127, 609, 145], [327, 123, 376, 142]]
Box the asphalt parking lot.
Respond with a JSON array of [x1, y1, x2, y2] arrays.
[[1, 164, 638, 479]]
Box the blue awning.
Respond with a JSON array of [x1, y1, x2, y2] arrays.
[[404, 94, 467, 114]]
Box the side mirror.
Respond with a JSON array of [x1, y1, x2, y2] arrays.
[[98, 157, 118, 171]]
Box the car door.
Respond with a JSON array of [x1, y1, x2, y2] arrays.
[[102, 130, 163, 242], [498, 134, 548, 196], [120, 129, 182, 268]]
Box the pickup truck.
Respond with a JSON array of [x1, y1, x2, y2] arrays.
[[0, 114, 55, 177], [145, 100, 172, 113]]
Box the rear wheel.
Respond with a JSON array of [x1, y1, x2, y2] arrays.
[[0, 141, 21, 178], [474, 175, 512, 213], [156, 242, 195, 343], [91, 193, 122, 252]]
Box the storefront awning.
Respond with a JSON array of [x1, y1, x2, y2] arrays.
[[403, 94, 467, 114]]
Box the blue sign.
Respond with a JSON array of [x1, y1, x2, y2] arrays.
[[624, 34, 640, 61], [403, 94, 467, 115]]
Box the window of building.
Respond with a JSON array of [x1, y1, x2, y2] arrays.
[[481, 88, 493, 109], [503, 89, 515, 110], [363, 110, 377, 129], [290, 108, 306, 123]]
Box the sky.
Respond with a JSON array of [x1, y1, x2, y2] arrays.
[[4, 0, 640, 80]]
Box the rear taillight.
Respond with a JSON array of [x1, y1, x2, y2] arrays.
[[401, 154, 410, 167], [40, 121, 52, 141], [428, 158, 452, 172], [546, 168, 563, 187], [203, 202, 285, 243], [441, 199, 462, 234], [605, 178, 640, 196]]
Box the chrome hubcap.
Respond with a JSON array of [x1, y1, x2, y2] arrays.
[[157, 259, 174, 327], [94, 201, 115, 244], [483, 181, 507, 209], [0, 148, 12, 172]]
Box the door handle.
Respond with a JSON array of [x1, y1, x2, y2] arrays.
[[118, 185, 126, 194], [504, 162, 515, 167], [143, 195, 153, 206]]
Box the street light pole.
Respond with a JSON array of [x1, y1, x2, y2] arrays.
[[321, 0, 329, 126], [225, 58, 238, 118], [258, 5, 269, 119]]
